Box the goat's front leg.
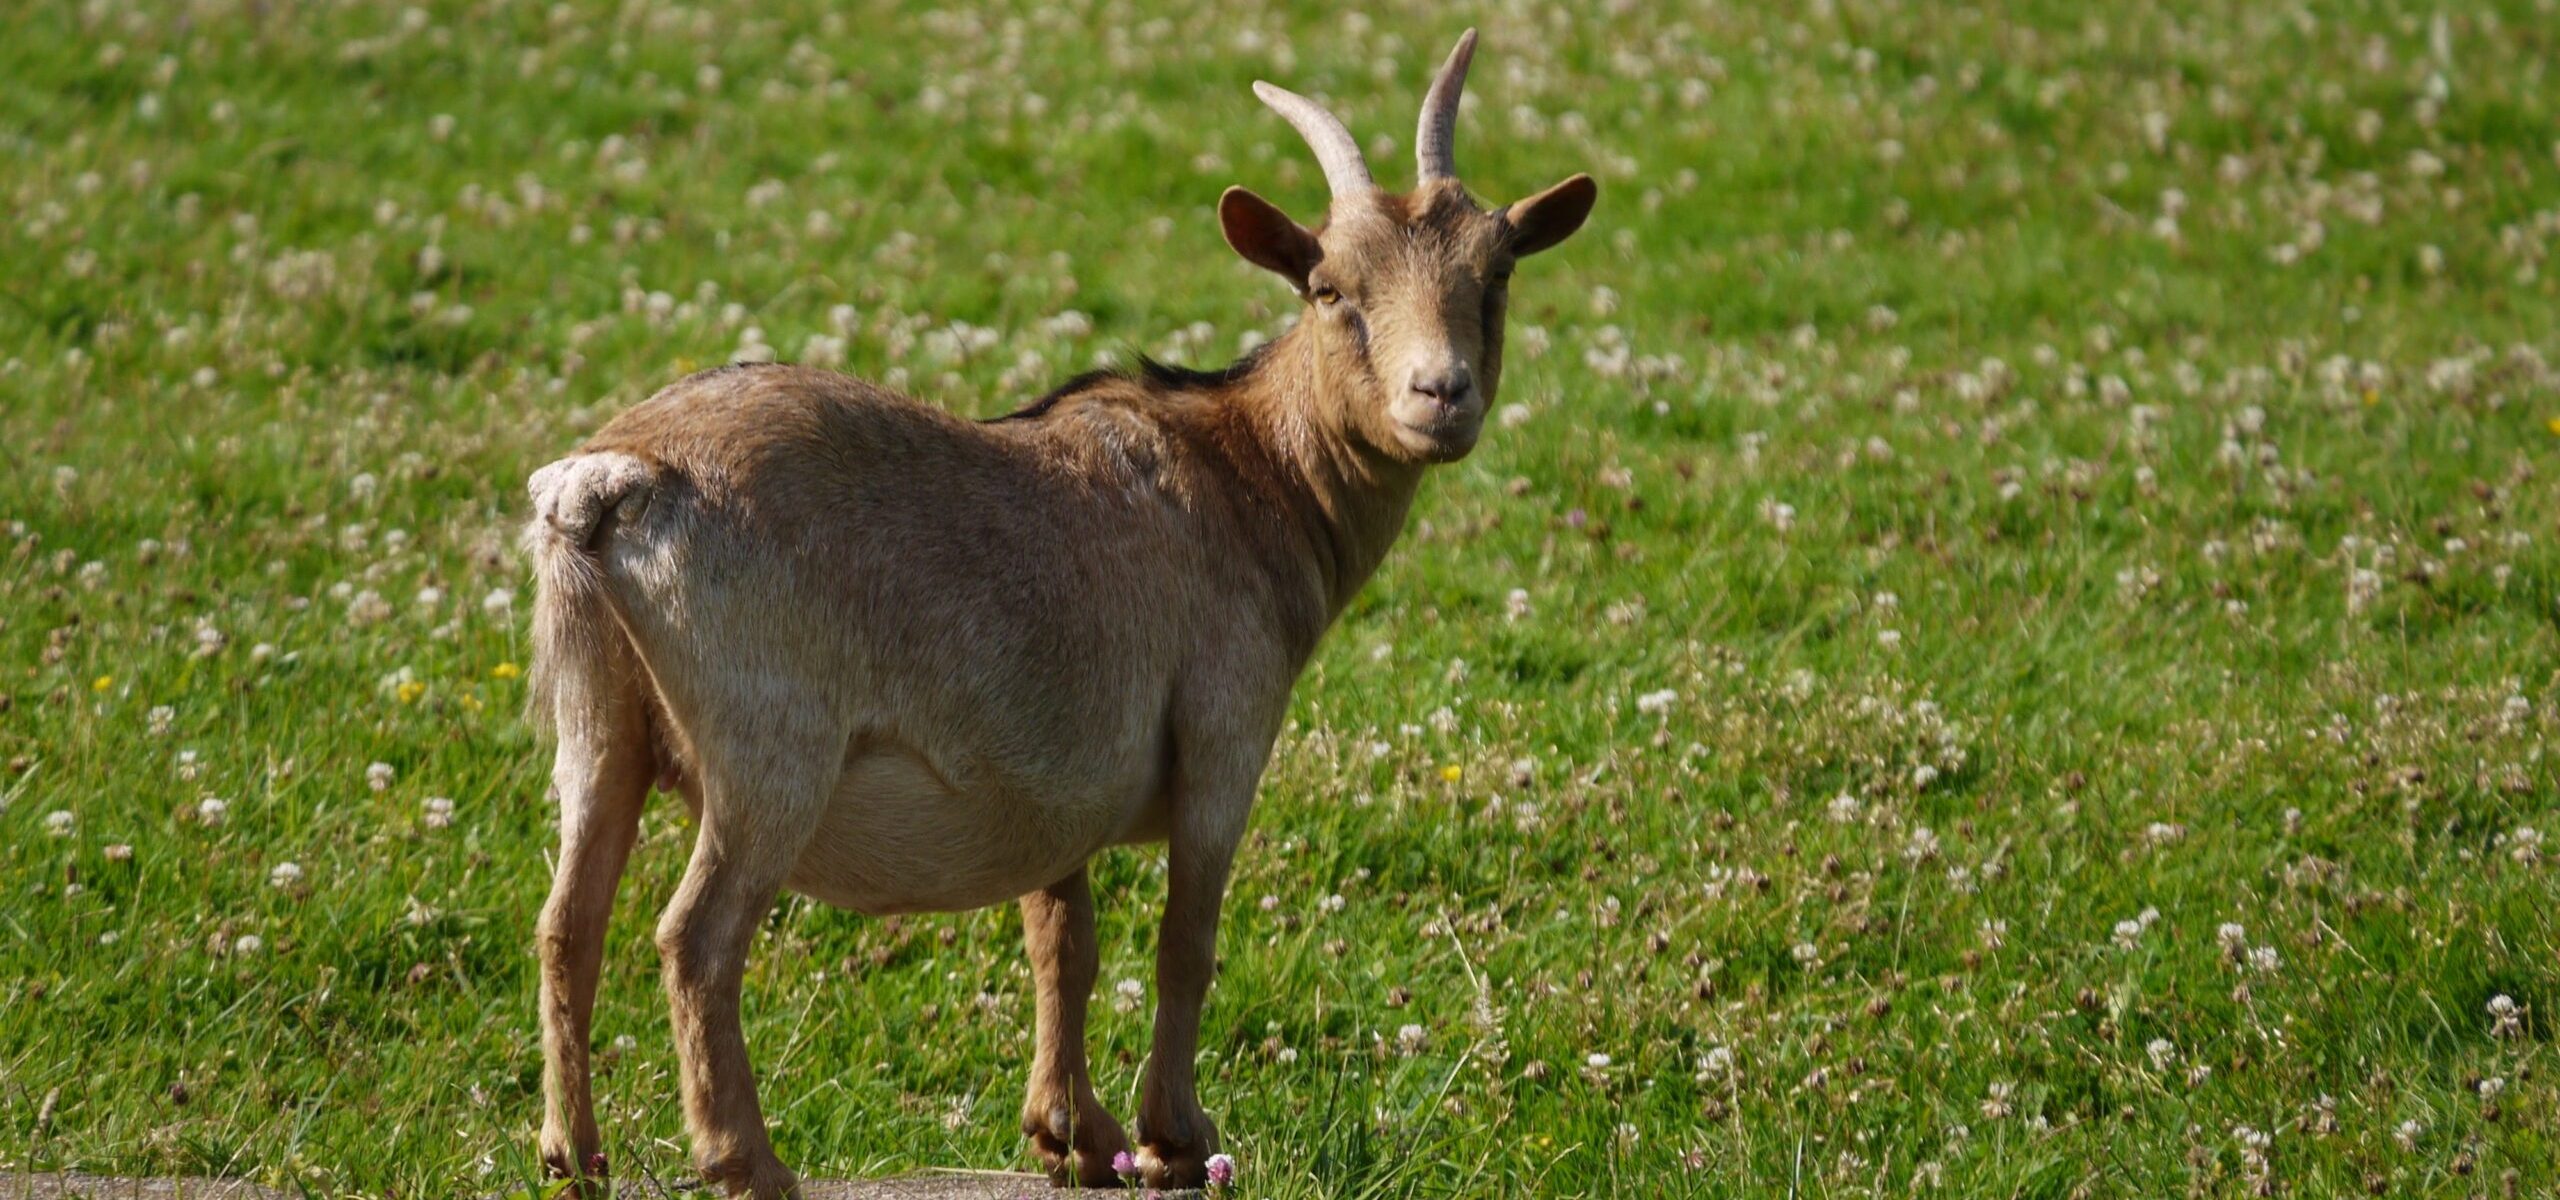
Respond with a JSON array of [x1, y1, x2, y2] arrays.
[[1133, 804, 1246, 1189], [1019, 867, 1130, 1187]]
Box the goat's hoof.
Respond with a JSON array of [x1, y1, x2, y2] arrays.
[[1135, 1140, 1217, 1190], [539, 1133, 610, 1195], [701, 1149, 801, 1200], [1023, 1097, 1130, 1188]]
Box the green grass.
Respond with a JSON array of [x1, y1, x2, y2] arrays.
[[3, 0, 2557, 1195]]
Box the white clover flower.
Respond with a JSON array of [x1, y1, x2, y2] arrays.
[[367, 762, 395, 792], [233, 934, 264, 955], [197, 797, 230, 826], [270, 861, 304, 888], [1635, 689, 1678, 716], [422, 796, 455, 830], [348, 589, 392, 624], [1395, 1023, 1427, 1056], [2488, 994, 2523, 1038], [2146, 1038, 2177, 1070], [2346, 568, 2382, 613], [44, 810, 75, 837]]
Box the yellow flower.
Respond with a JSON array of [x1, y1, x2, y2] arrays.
[[461, 694, 484, 713], [672, 356, 698, 375], [492, 661, 523, 680], [1439, 764, 1463, 783], [2546, 416, 2560, 436], [396, 680, 427, 705], [2362, 389, 2379, 406], [92, 675, 112, 693]]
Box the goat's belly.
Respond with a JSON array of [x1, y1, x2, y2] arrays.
[[782, 744, 1135, 915]]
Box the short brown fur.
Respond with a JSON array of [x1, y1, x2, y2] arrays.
[[524, 31, 1590, 1196]]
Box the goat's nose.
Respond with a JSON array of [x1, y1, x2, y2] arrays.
[[1410, 364, 1474, 404]]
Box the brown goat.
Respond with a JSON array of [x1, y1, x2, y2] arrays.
[[523, 30, 1592, 1197]]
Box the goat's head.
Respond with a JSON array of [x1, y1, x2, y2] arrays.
[[1219, 30, 1595, 464]]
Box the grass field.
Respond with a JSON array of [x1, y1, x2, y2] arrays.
[[5, 0, 2559, 1195]]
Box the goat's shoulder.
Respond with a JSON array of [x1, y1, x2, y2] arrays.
[[984, 367, 1233, 496], [1026, 365, 1309, 510]]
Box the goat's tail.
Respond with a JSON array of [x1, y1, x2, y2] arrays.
[[522, 452, 659, 740]]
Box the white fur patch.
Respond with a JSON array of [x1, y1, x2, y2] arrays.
[[528, 452, 654, 548]]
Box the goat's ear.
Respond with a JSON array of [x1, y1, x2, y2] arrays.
[[1220, 186, 1323, 289], [1503, 173, 1597, 257]]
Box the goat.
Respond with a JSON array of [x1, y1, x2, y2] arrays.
[[522, 30, 1593, 1197]]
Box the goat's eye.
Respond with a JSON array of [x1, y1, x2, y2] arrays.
[[1311, 285, 1343, 306]]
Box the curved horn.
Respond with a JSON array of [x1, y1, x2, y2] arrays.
[[1253, 81, 1375, 199], [1414, 28, 1478, 184]]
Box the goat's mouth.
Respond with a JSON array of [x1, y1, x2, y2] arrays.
[[1390, 397, 1484, 462]]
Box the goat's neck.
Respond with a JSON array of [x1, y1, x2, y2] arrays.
[[1233, 329, 1425, 637]]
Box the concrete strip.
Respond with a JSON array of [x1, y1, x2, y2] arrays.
[[1, 1174, 1195, 1200]]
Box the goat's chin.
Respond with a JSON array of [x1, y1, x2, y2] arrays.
[[1384, 399, 1485, 463], [1389, 418, 1482, 463]]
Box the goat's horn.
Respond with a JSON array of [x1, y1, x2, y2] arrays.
[[1414, 28, 1478, 185], [1253, 80, 1375, 200]]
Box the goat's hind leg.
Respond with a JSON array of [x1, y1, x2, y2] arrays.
[[535, 678, 652, 1191], [1020, 867, 1130, 1187], [656, 720, 834, 1200]]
